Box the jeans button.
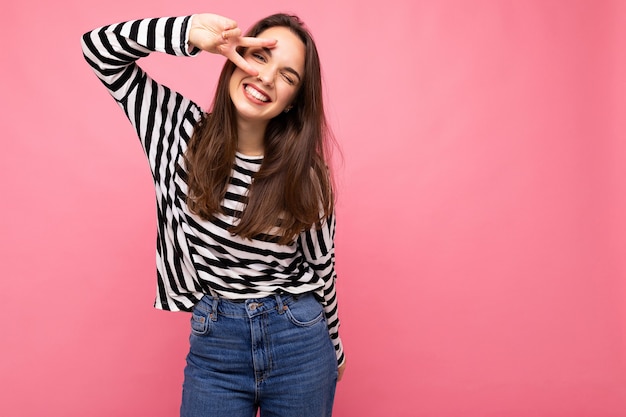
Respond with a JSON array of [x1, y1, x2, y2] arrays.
[[249, 303, 258, 311]]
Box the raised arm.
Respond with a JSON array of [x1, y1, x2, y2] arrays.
[[81, 14, 276, 102], [81, 14, 279, 178], [81, 16, 200, 103]]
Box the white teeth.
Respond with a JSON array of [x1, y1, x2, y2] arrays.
[[245, 85, 269, 102]]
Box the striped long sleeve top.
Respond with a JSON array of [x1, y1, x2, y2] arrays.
[[81, 15, 344, 365]]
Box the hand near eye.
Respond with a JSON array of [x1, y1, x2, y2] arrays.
[[189, 13, 276, 76]]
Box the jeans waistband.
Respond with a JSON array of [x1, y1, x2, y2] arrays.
[[195, 292, 313, 320]]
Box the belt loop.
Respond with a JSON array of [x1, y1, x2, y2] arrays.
[[210, 294, 219, 322], [275, 293, 285, 315]]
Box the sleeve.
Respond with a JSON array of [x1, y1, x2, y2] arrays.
[[298, 213, 346, 367], [81, 17, 207, 313], [80, 16, 204, 174]]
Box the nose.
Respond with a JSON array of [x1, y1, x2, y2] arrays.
[[257, 70, 274, 87]]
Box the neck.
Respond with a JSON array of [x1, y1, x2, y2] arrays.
[[237, 118, 267, 156]]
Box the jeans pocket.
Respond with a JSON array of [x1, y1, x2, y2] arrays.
[[285, 295, 325, 327], [190, 302, 212, 336]]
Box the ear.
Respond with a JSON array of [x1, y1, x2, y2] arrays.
[[283, 105, 293, 113]]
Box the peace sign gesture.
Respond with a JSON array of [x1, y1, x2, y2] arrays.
[[188, 13, 277, 76]]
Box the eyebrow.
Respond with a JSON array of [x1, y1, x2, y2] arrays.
[[261, 47, 302, 82]]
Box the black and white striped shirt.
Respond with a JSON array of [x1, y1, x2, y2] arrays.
[[81, 15, 344, 365]]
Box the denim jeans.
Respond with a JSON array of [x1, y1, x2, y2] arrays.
[[180, 293, 338, 417]]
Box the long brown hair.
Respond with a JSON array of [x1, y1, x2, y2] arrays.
[[185, 14, 335, 245]]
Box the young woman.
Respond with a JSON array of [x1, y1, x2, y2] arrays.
[[82, 12, 345, 417]]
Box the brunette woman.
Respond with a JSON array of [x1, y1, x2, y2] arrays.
[[82, 12, 345, 417]]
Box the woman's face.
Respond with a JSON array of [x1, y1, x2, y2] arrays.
[[229, 26, 306, 124]]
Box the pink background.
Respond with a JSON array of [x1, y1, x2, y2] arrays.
[[2, 0, 625, 416]]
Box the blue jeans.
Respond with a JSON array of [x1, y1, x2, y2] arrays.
[[180, 293, 338, 417]]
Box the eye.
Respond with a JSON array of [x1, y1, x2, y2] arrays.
[[281, 72, 295, 85], [252, 52, 266, 63]]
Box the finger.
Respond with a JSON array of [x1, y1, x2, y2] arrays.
[[237, 36, 278, 48], [221, 27, 242, 41], [219, 17, 238, 31], [224, 50, 258, 76]]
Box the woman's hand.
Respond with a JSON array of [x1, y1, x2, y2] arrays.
[[189, 13, 277, 76], [338, 359, 347, 382]]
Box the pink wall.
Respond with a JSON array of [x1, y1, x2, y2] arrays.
[[2, 0, 625, 416]]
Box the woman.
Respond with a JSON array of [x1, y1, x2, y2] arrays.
[[82, 11, 345, 417]]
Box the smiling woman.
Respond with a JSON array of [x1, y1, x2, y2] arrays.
[[81, 12, 344, 417], [228, 27, 305, 125], [185, 14, 335, 248]]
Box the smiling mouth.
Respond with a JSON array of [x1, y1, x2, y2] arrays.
[[244, 84, 271, 103]]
